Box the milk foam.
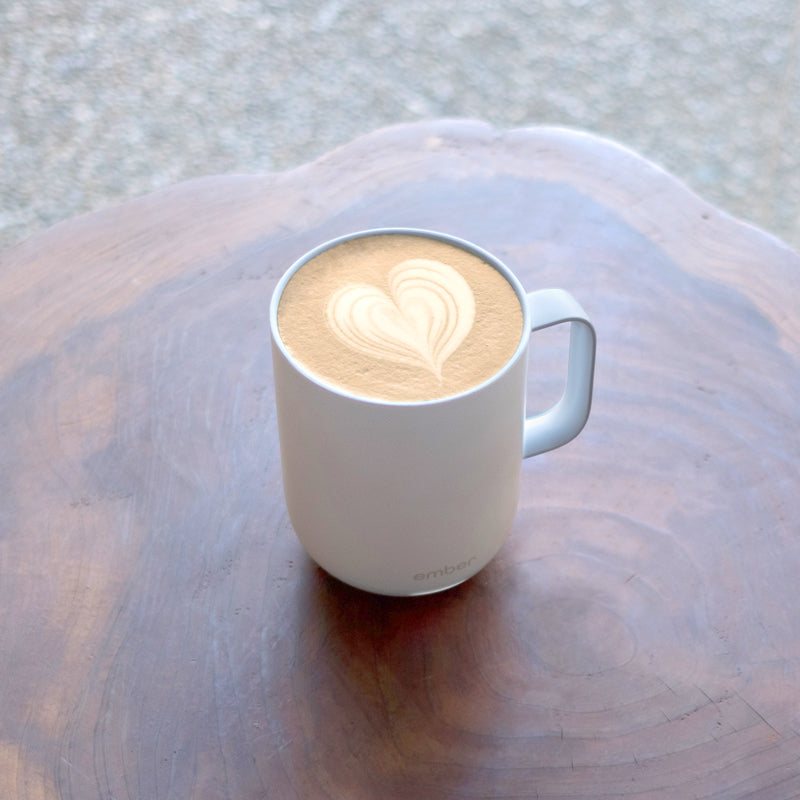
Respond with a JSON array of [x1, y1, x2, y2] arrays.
[[276, 234, 523, 402], [326, 258, 475, 381]]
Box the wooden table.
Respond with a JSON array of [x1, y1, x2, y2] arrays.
[[2, 121, 799, 799]]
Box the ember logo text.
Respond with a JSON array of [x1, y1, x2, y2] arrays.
[[413, 556, 477, 582]]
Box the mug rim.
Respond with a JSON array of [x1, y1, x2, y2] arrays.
[[269, 227, 531, 407]]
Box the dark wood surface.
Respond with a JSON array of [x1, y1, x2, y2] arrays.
[[2, 120, 799, 799]]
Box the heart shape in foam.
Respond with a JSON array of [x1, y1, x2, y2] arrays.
[[326, 258, 476, 380]]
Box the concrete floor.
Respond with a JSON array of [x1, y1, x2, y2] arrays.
[[1, 0, 799, 253]]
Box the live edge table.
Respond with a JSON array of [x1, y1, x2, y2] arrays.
[[2, 121, 799, 800]]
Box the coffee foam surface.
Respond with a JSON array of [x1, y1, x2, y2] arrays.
[[277, 234, 524, 402]]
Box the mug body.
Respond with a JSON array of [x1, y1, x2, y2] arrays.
[[270, 229, 531, 596]]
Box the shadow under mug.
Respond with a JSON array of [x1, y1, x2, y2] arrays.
[[270, 228, 596, 596]]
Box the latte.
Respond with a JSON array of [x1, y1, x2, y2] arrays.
[[276, 233, 524, 402]]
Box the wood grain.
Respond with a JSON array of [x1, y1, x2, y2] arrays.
[[1, 120, 799, 799]]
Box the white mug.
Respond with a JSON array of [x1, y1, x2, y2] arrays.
[[270, 229, 596, 596]]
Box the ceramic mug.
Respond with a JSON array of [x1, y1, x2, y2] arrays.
[[270, 229, 596, 596]]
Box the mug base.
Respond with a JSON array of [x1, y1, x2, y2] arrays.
[[321, 564, 483, 597], [407, 576, 474, 596]]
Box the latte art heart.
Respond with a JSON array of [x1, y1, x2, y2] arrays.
[[326, 259, 476, 380]]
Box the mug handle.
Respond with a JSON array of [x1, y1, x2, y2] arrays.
[[523, 289, 596, 458]]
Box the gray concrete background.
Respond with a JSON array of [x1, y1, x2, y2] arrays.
[[2, 0, 799, 253]]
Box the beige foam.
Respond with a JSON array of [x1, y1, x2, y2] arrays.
[[277, 234, 523, 402]]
